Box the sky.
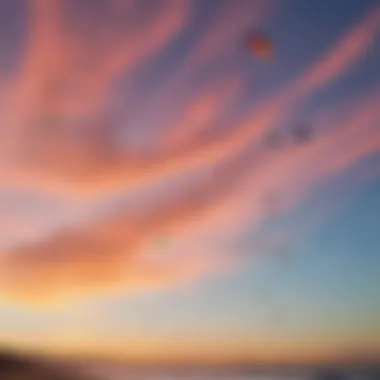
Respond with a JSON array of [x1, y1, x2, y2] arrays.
[[0, 0, 379, 366]]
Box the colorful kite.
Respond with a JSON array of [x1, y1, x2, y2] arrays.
[[247, 32, 274, 61]]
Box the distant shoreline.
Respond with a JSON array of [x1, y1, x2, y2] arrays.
[[1, 347, 379, 378]]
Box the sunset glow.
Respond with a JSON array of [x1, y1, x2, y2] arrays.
[[0, 0, 379, 366]]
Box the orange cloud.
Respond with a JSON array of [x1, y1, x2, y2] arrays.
[[1, 2, 377, 201], [0, 151, 256, 305], [0, 0, 276, 199], [0, 1, 379, 306], [2, 88, 379, 306]]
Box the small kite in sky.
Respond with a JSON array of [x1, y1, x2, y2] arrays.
[[292, 124, 313, 143], [247, 32, 274, 61]]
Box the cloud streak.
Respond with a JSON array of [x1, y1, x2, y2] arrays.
[[2, 2, 379, 200], [0, 1, 379, 304], [1, 88, 379, 304], [0, 150, 257, 304]]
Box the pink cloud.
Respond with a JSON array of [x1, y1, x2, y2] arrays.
[[2, 1, 375, 201], [2, 89, 379, 305], [0, 151, 253, 304], [0, 1, 379, 305]]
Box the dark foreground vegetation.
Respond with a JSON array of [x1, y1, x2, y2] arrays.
[[0, 350, 98, 380]]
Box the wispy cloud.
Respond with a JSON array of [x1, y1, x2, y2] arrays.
[[0, 1, 379, 305], [1, 88, 379, 305], [0, 0, 276, 199], [2, 2, 378, 200]]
